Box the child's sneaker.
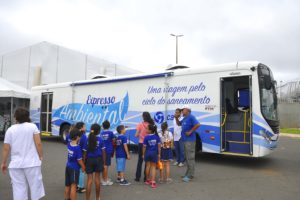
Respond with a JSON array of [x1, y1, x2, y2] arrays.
[[178, 162, 184, 167], [182, 176, 190, 182], [116, 177, 121, 183], [102, 180, 114, 186], [77, 187, 86, 193], [119, 179, 131, 186], [173, 161, 178, 166], [151, 182, 157, 189], [166, 178, 173, 183], [144, 180, 151, 185]]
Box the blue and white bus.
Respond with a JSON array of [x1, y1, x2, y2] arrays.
[[30, 61, 279, 157]]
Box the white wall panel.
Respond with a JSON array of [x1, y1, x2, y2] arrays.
[[2, 47, 30, 87], [0, 42, 140, 89], [57, 46, 86, 82]]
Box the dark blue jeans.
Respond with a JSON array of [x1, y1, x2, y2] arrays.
[[135, 143, 146, 181], [174, 139, 185, 163]]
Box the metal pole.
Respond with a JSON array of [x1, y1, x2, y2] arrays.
[[170, 34, 183, 64], [176, 36, 178, 64]]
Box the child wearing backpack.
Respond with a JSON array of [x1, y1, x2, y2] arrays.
[[158, 122, 173, 183]]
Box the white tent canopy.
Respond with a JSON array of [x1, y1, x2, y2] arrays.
[[0, 77, 30, 98]]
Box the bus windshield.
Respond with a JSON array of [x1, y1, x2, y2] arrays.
[[258, 64, 279, 122]]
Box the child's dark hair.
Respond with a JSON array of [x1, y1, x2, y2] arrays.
[[161, 122, 168, 135], [75, 122, 85, 130], [175, 108, 182, 112], [148, 124, 158, 135], [117, 125, 125, 134], [88, 124, 101, 152], [102, 120, 110, 129], [14, 107, 31, 123], [69, 128, 81, 140], [142, 112, 155, 125]]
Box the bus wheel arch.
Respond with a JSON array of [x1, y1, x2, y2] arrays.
[[59, 123, 71, 143]]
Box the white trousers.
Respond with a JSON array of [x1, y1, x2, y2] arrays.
[[9, 166, 45, 200]]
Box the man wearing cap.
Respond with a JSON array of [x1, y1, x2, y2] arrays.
[[175, 105, 200, 182]]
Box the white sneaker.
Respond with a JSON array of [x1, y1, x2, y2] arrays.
[[166, 178, 173, 183], [173, 161, 178, 166], [178, 163, 184, 167], [102, 180, 114, 186], [106, 180, 114, 185], [101, 181, 107, 186]]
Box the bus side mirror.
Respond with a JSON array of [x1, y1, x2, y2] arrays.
[[264, 76, 272, 90]]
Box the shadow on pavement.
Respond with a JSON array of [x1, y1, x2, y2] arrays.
[[195, 152, 273, 169]]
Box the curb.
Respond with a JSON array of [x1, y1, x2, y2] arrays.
[[280, 133, 300, 138]]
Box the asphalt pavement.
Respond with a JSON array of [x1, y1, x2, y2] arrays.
[[0, 135, 300, 200]]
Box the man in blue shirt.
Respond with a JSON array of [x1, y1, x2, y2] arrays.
[[176, 105, 200, 182]]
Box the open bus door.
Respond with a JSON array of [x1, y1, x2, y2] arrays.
[[220, 76, 253, 155], [40, 92, 53, 136]]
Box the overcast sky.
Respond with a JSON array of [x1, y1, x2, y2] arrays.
[[0, 0, 299, 82]]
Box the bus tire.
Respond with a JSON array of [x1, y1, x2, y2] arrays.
[[60, 123, 71, 143]]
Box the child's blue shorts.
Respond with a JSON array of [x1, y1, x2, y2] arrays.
[[65, 167, 79, 186], [116, 158, 126, 172], [105, 152, 112, 166], [161, 148, 173, 161], [145, 151, 158, 163]]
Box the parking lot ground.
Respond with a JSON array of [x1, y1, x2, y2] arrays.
[[1, 135, 300, 200]]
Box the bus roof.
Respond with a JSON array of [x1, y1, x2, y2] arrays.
[[31, 61, 261, 90]]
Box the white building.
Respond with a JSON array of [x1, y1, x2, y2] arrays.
[[0, 41, 140, 89]]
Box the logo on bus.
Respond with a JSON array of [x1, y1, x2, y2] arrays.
[[154, 112, 164, 124], [52, 93, 129, 130]]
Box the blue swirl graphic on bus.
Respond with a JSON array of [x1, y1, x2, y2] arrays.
[[154, 111, 164, 124], [52, 93, 129, 130]]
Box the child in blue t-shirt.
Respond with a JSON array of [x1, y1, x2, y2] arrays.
[[143, 124, 161, 189], [75, 122, 87, 193], [115, 125, 131, 186], [100, 120, 115, 186], [65, 128, 85, 200], [83, 123, 106, 200]]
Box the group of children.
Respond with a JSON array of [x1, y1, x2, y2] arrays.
[[64, 120, 176, 200], [65, 120, 130, 200]]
